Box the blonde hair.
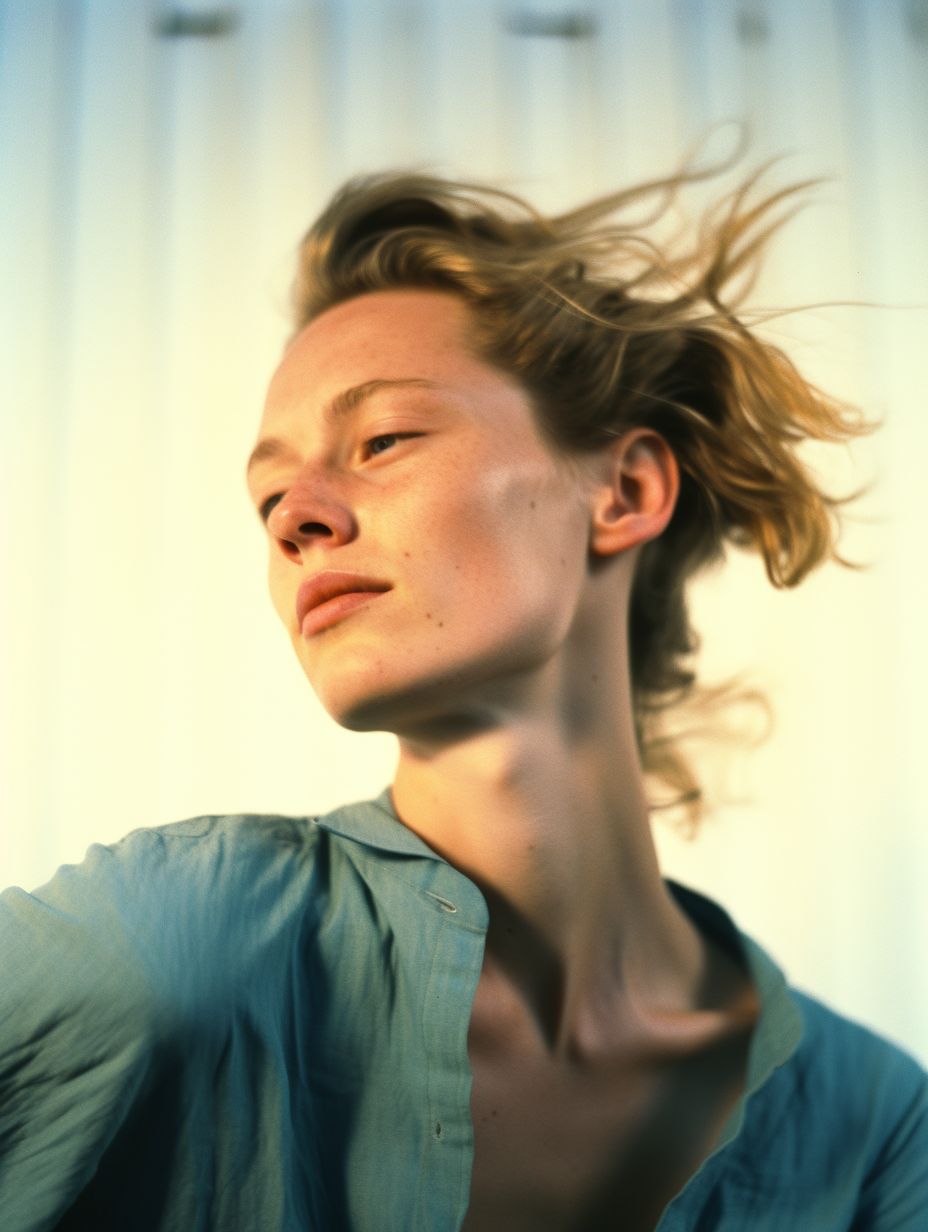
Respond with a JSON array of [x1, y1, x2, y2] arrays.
[[290, 159, 873, 831]]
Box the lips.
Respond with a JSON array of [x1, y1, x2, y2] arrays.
[[295, 571, 391, 635]]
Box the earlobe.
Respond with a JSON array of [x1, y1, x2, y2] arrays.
[[589, 429, 679, 558]]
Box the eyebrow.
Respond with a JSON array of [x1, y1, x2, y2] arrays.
[[245, 377, 441, 480]]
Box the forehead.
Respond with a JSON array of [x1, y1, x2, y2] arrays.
[[262, 288, 490, 421]]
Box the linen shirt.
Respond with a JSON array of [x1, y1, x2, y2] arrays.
[[1, 790, 926, 1230]]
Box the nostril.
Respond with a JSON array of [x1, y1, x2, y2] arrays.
[[299, 522, 333, 536]]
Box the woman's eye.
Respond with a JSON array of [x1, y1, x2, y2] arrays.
[[366, 433, 400, 457], [259, 435, 418, 524], [259, 494, 282, 524]]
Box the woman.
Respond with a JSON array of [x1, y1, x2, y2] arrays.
[[2, 163, 925, 1230]]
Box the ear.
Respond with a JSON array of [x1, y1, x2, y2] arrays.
[[589, 428, 679, 558]]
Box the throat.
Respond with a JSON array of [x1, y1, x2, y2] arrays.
[[393, 740, 693, 1054]]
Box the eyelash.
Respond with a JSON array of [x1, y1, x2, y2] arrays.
[[258, 432, 418, 525], [259, 495, 282, 524], [363, 432, 404, 458]]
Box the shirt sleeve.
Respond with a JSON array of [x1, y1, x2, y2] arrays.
[[851, 1065, 928, 1231], [0, 840, 171, 1232]]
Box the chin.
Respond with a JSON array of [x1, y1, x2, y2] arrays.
[[303, 657, 414, 734], [313, 679, 442, 735], [310, 651, 554, 745], [304, 651, 482, 737], [324, 695, 395, 734]]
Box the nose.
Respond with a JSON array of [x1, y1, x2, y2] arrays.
[[266, 480, 356, 559]]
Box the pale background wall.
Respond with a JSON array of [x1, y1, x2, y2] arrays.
[[1, 0, 925, 1064]]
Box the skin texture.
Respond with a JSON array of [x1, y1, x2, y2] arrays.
[[248, 289, 760, 1228], [253, 291, 594, 737]]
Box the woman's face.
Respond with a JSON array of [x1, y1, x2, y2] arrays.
[[247, 288, 596, 734]]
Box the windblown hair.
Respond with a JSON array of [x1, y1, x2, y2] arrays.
[[290, 158, 872, 831]]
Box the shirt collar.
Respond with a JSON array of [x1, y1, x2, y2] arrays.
[[313, 788, 805, 1135], [665, 880, 805, 1148], [312, 787, 437, 859]]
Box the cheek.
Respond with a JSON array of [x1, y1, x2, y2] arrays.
[[418, 462, 586, 603], [481, 458, 584, 560]]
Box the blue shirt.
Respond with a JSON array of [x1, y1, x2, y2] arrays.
[[1, 790, 926, 1230]]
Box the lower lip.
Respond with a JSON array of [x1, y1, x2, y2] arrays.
[[300, 591, 387, 638]]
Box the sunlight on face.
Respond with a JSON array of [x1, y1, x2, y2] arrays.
[[247, 289, 594, 734]]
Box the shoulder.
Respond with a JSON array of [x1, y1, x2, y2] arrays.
[[796, 991, 928, 1224], [0, 814, 310, 1228], [790, 986, 926, 1096], [787, 987, 927, 1141], [736, 913, 928, 1143], [687, 888, 928, 1223], [74, 808, 321, 884], [735, 982, 928, 1224], [792, 990, 927, 1155], [0, 812, 328, 1011], [3, 811, 322, 919], [0, 805, 376, 1228]]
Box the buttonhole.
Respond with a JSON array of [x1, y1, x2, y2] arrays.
[[424, 891, 458, 913]]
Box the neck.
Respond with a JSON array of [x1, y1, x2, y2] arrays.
[[390, 683, 706, 1058]]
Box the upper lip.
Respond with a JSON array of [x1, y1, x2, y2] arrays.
[[296, 571, 392, 626]]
